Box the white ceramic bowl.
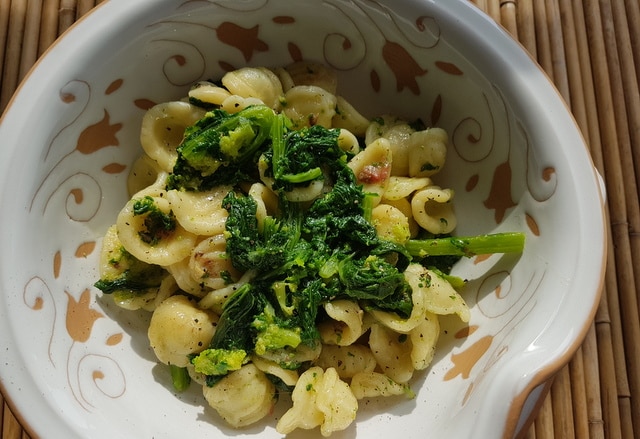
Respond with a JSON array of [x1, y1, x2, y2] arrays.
[[0, 0, 606, 438]]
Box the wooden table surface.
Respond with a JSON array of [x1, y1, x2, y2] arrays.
[[1, 0, 639, 438]]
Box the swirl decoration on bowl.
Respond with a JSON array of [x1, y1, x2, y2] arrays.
[[19, 0, 554, 418]]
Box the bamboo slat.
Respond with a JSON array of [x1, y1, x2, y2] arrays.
[[1, 1, 638, 438], [38, 0, 59, 57]]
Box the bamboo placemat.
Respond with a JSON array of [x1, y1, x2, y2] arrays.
[[0, 0, 638, 438]]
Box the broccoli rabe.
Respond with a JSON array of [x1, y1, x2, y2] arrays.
[[215, 120, 417, 364], [167, 105, 276, 191], [269, 119, 345, 189], [170, 365, 191, 392], [191, 348, 248, 376], [94, 225, 166, 302], [406, 232, 526, 258], [252, 303, 302, 355], [132, 196, 176, 245]]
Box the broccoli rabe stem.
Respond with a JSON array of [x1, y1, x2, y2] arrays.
[[405, 232, 526, 258], [170, 365, 191, 392]]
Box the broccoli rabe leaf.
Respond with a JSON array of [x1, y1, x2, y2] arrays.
[[208, 283, 265, 352], [223, 191, 303, 274], [252, 303, 302, 355], [94, 226, 166, 296], [132, 196, 176, 245], [272, 124, 343, 186], [167, 105, 276, 191]]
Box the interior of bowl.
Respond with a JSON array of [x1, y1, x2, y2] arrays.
[[0, 0, 606, 438]]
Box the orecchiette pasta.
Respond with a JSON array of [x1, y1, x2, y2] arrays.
[[282, 85, 337, 129], [148, 295, 218, 367], [202, 363, 276, 428], [347, 137, 392, 205], [318, 300, 364, 346], [410, 312, 441, 370], [284, 60, 338, 95], [411, 185, 457, 234], [315, 344, 377, 379], [407, 127, 448, 177], [96, 62, 478, 437], [116, 188, 197, 266], [140, 101, 206, 172], [221, 66, 284, 110], [369, 323, 415, 384], [370, 203, 411, 244], [350, 371, 411, 399], [188, 81, 232, 107], [188, 234, 241, 290], [276, 367, 358, 437]]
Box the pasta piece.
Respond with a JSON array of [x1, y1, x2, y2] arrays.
[[248, 182, 279, 232], [315, 344, 377, 379], [140, 101, 206, 172], [365, 115, 414, 176], [127, 154, 164, 197], [274, 67, 295, 92], [221, 67, 284, 110], [166, 256, 209, 298], [382, 176, 431, 201], [256, 341, 322, 368], [350, 371, 411, 399], [144, 275, 179, 311], [423, 269, 470, 322], [276, 366, 325, 435], [411, 186, 457, 234], [370, 203, 411, 244], [382, 197, 420, 238], [114, 273, 179, 312], [147, 295, 218, 367], [220, 95, 267, 114], [337, 128, 360, 155], [282, 85, 337, 129], [165, 186, 231, 236], [202, 363, 276, 428], [347, 137, 392, 206], [189, 235, 241, 290], [110, 285, 157, 311], [368, 263, 430, 333], [116, 188, 197, 266], [407, 127, 448, 177], [198, 269, 256, 314], [188, 81, 232, 106], [409, 312, 440, 370], [251, 355, 299, 387], [315, 367, 358, 437], [332, 96, 370, 137], [318, 300, 364, 346], [368, 323, 415, 384], [285, 61, 338, 95], [276, 367, 357, 437]]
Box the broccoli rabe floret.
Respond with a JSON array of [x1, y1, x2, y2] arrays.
[[252, 303, 302, 355], [167, 105, 276, 191], [191, 348, 247, 376]]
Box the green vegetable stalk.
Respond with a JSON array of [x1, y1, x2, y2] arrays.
[[405, 232, 526, 258]]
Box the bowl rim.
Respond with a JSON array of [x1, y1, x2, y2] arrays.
[[0, 0, 608, 438]]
